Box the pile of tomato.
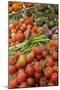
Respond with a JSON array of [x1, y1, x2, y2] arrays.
[[9, 40, 58, 88], [9, 17, 43, 47]]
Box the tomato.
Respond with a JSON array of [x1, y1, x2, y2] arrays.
[[9, 65, 17, 74], [50, 72, 58, 84], [39, 77, 47, 86], [26, 52, 34, 63], [27, 78, 35, 86], [42, 50, 48, 58], [46, 56, 54, 66], [15, 51, 20, 59], [34, 72, 41, 83], [9, 39, 12, 44], [44, 67, 53, 78], [34, 62, 42, 73], [16, 71, 26, 84], [18, 69, 25, 74], [13, 21, 20, 27], [20, 23, 26, 31], [16, 31, 25, 42], [32, 46, 42, 55], [48, 81, 54, 86], [53, 65, 58, 72], [15, 63, 21, 70], [24, 17, 33, 25], [49, 40, 58, 48], [9, 56, 16, 65], [27, 24, 32, 30], [11, 29, 16, 33], [12, 36, 16, 43], [9, 24, 14, 30], [19, 82, 28, 88], [26, 64, 34, 77], [36, 55, 42, 61], [52, 51, 58, 61], [9, 79, 17, 88], [32, 26, 38, 33]]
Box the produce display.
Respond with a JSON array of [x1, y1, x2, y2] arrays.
[[8, 2, 33, 15], [8, 2, 58, 89]]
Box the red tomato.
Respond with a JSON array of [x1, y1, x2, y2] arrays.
[[24, 18, 33, 25], [44, 67, 53, 78], [36, 55, 42, 61], [9, 65, 17, 74], [20, 23, 26, 31], [9, 79, 17, 89], [9, 39, 12, 44], [15, 51, 20, 59], [34, 62, 42, 73], [27, 78, 35, 86], [32, 46, 42, 55], [16, 31, 25, 42], [16, 72, 26, 84], [34, 72, 41, 83], [32, 26, 38, 33], [26, 52, 34, 63], [19, 82, 28, 88], [52, 51, 58, 61], [15, 63, 21, 70], [50, 72, 58, 84], [9, 56, 16, 65], [42, 50, 48, 58], [46, 56, 54, 66], [39, 77, 47, 86], [48, 82, 54, 86], [12, 37, 16, 43], [27, 24, 32, 30], [26, 64, 34, 77], [13, 21, 20, 27], [53, 65, 58, 72]]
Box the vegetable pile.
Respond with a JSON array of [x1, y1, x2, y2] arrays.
[[8, 2, 58, 89], [9, 2, 33, 15], [9, 39, 58, 88]]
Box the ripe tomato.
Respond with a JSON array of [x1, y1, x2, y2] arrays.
[[16, 31, 25, 42], [9, 65, 17, 74], [34, 62, 42, 73], [36, 55, 42, 61], [44, 67, 53, 78], [39, 77, 47, 86], [13, 21, 20, 27], [26, 64, 34, 77], [15, 63, 21, 70], [50, 72, 58, 84], [9, 79, 17, 88], [34, 72, 41, 83], [27, 24, 32, 30], [9, 56, 16, 65], [53, 65, 58, 72], [19, 82, 28, 88], [32, 46, 42, 55], [20, 23, 26, 31], [16, 71, 26, 84], [26, 52, 34, 63], [15, 51, 20, 59], [32, 26, 38, 33], [24, 17, 33, 25], [52, 51, 58, 61], [48, 81, 54, 86], [27, 78, 35, 86], [42, 50, 48, 58], [46, 56, 54, 66]]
